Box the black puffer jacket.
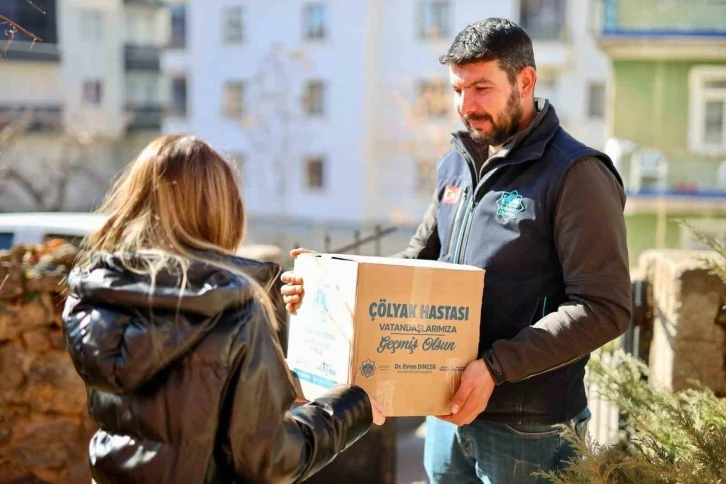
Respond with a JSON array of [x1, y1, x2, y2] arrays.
[[62, 252, 372, 483]]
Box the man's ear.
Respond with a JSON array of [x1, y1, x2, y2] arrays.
[[518, 67, 537, 98]]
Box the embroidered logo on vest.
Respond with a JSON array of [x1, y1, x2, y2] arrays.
[[496, 191, 525, 222]]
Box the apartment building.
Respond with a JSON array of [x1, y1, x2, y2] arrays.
[[0, 0, 167, 212], [163, 0, 609, 247]]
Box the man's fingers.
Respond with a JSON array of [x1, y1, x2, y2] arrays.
[[281, 284, 303, 296], [281, 272, 303, 285], [451, 379, 476, 415], [290, 248, 313, 258], [436, 414, 468, 426]]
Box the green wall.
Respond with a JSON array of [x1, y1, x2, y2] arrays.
[[611, 60, 726, 189]]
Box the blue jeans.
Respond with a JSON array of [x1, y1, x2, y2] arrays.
[[423, 408, 591, 484]]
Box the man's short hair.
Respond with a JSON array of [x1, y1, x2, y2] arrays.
[[439, 18, 536, 84]]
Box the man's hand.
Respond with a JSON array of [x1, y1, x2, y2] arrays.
[[438, 359, 495, 426], [280, 248, 313, 313]]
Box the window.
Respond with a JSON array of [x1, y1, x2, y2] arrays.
[[171, 75, 187, 117], [587, 82, 606, 118], [126, 11, 154, 45], [689, 66, 726, 154], [302, 80, 325, 116], [126, 74, 158, 106], [0, 0, 58, 44], [222, 5, 244, 44], [222, 81, 245, 119], [520, 0, 566, 41], [414, 159, 436, 195], [418, 80, 449, 118], [82, 80, 103, 105], [170, 5, 186, 48], [418, 1, 450, 39], [305, 157, 325, 189], [80, 9, 103, 40], [303, 3, 328, 40]]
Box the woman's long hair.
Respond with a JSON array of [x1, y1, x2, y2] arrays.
[[79, 133, 277, 328]]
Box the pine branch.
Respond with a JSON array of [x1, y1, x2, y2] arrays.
[[542, 351, 726, 483], [678, 220, 726, 283]]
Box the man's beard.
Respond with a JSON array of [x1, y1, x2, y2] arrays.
[[462, 88, 524, 147]]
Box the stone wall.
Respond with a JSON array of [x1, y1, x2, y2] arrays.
[[638, 249, 726, 396], [0, 241, 94, 484]]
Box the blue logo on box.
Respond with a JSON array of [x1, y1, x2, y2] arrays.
[[360, 359, 376, 378]]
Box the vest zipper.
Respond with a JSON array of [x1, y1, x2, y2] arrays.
[[451, 143, 480, 265], [446, 187, 470, 258], [454, 199, 477, 264]]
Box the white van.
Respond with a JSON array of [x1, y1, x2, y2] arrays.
[[0, 212, 106, 249]]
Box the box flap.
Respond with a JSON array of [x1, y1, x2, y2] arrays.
[[321, 253, 482, 271]]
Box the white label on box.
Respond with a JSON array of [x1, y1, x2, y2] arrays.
[[289, 277, 353, 392]]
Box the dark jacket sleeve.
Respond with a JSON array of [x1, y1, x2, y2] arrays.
[[391, 189, 441, 260], [226, 302, 372, 483], [484, 158, 632, 383]]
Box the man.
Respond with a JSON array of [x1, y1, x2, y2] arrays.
[[281, 18, 631, 483]]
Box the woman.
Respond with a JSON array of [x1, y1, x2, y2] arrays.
[[62, 134, 384, 483]]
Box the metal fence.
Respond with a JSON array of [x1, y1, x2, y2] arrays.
[[586, 279, 652, 446]]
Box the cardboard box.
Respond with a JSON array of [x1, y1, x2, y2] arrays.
[[286, 254, 484, 417]]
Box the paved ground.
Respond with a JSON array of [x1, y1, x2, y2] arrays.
[[395, 417, 428, 484]]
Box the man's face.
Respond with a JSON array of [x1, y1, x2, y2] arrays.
[[450, 60, 525, 147]]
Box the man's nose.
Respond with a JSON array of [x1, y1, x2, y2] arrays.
[[460, 92, 479, 116]]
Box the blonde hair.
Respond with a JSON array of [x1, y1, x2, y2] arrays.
[[80, 134, 277, 328]]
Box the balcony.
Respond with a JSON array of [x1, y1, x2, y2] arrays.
[[0, 105, 62, 132], [123, 0, 165, 7], [124, 45, 161, 71], [3, 40, 60, 62], [598, 0, 726, 59], [519, 0, 571, 71], [125, 104, 163, 132]]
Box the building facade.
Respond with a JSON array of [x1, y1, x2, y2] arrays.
[[162, 0, 610, 245], [0, 0, 167, 212], [598, 0, 726, 194]]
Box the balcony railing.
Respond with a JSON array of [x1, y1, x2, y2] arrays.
[[123, 0, 165, 7], [0, 105, 62, 132], [3, 40, 60, 62], [600, 0, 726, 36], [125, 104, 163, 132], [124, 45, 161, 71]]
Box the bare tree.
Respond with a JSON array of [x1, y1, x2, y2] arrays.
[[0, 112, 108, 211], [0, 0, 45, 57], [383, 78, 458, 198], [0, 2, 120, 212], [240, 42, 315, 217]]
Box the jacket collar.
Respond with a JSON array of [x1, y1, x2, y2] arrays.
[[453, 98, 560, 169]]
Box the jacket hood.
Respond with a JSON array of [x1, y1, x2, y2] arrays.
[[62, 251, 280, 393], [67, 251, 280, 317]]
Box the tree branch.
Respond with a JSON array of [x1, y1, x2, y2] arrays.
[[23, 0, 46, 15], [0, 15, 43, 42], [0, 165, 46, 209]]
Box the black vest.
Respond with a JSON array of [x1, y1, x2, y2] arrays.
[[436, 105, 623, 423]]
